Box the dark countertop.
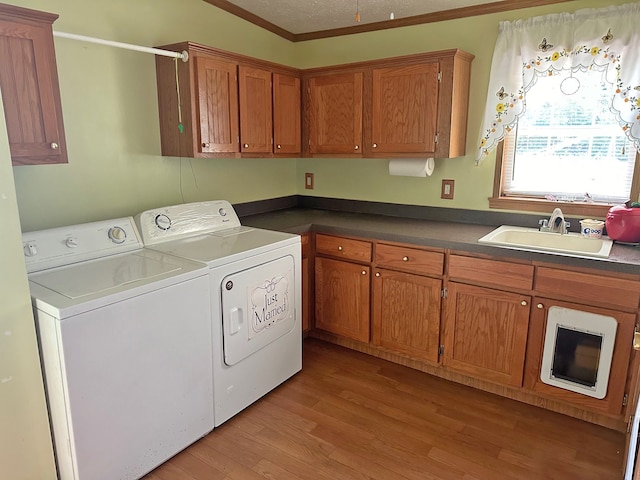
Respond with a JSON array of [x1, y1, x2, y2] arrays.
[[241, 208, 640, 275]]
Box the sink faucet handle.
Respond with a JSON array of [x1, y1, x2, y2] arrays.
[[539, 219, 549, 229]]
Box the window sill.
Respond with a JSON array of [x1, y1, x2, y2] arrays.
[[489, 197, 614, 218]]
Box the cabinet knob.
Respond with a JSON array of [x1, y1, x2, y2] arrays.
[[372, 143, 378, 148], [50, 142, 59, 150], [361, 270, 367, 275], [537, 303, 544, 309], [402, 256, 409, 262], [338, 246, 343, 251], [277, 144, 282, 149], [243, 143, 249, 148], [354, 145, 359, 150], [521, 300, 528, 306], [375, 272, 380, 277], [202, 143, 210, 148]]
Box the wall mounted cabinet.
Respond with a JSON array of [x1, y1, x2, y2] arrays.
[[0, 3, 67, 166], [303, 49, 473, 159], [155, 42, 301, 158]]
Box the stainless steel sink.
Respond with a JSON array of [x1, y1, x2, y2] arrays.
[[478, 225, 613, 259]]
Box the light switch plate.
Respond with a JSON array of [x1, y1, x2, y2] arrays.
[[305, 172, 314, 189], [441, 179, 454, 200]]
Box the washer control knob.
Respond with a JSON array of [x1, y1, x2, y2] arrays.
[[65, 237, 79, 248], [108, 226, 127, 244], [218, 208, 227, 217], [23, 242, 37, 257], [155, 214, 171, 231]]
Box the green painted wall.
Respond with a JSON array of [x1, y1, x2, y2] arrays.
[[293, 0, 631, 210], [1, 1, 629, 478], [11, 0, 298, 232]]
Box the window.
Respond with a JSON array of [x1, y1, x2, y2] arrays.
[[477, 3, 640, 217], [493, 69, 640, 216]]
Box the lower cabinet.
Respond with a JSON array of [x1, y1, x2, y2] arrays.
[[525, 297, 635, 415], [314, 256, 370, 343], [442, 282, 531, 387]]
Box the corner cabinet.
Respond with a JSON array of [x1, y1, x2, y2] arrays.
[[314, 234, 371, 343], [155, 42, 301, 158], [0, 4, 67, 166], [303, 49, 473, 159]]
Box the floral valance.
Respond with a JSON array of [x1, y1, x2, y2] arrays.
[[476, 2, 640, 164]]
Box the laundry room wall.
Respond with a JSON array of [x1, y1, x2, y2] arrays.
[[292, 0, 631, 211], [10, 0, 299, 232]]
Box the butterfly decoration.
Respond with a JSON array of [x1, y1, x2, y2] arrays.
[[496, 86, 507, 100], [602, 28, 613, 44], [538, 37, 553, 52]]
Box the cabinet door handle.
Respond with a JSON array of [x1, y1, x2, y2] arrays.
[[338, 246, 343, 251], [361, 270, 367, 275], [402, 256, 409, 262], [243, 143, 249, 148], [276, 144, 282, 149], [354, 145, 359, 150], [521, 300, 528, 306], [375, 272, 380, 277], [50, 142, 59, 150], [537, 303, 544, 309], [372, 143, 378, 148], [202, 143, 210, 148]]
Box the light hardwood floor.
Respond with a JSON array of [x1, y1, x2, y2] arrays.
[[144, 338, 625, 480]]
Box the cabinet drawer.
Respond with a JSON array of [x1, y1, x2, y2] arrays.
[[315, 234, 372, 263], [375, 243, 443, 276], [448, 255, 534, 291], [535, 267, 640, 310]]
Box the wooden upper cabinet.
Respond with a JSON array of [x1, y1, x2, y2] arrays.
[[239, 65, 271, 153], [307, 72, 363, 155], [371, 63, 439, 155], [302, 49, 473, 159], [0, 4, 67, 166], [196, 56, 239, 154], [155, 42, 301, 158], [273, 73, 301, 155]]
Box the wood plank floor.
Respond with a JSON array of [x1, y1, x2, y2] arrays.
[[144, 338, 625, 480]]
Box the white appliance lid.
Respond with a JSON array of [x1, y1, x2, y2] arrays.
[[149, 227, 299, 268], [29, 249, 208, 318], [31, 252, 182, 299]]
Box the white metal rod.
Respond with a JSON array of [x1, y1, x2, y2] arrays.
[[53, 31, 188, 62]]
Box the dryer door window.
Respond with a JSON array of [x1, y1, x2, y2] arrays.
[[221, 254, 297, 366]]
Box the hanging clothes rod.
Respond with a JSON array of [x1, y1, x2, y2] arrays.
[[53, 31, 189, 62]]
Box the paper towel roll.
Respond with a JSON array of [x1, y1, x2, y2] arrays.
[[388, 158, 435, 177]]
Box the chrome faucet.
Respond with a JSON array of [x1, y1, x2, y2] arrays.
[[540, 208, 570, 234]]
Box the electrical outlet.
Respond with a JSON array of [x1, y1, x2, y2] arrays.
[[305, 172, 314, 190], [441, 179, 454, 200]]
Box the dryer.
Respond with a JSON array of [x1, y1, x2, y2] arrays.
[[24, 217, 213, 480], [136, 200, 302, 426]]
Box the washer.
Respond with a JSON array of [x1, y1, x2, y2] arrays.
[[23, 217, 213, 480], [136, 200, 302, 426]]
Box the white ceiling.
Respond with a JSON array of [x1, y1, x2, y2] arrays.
[[220, 0, 506, 35]]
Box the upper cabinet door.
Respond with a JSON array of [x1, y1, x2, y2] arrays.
[[308, 72, 363, 155], [196, 56, 239, 154], [371, 63, 439, 155], [273, 73, 300, 155], [0, 7, 67, 166], [239, 65, 272, 154]]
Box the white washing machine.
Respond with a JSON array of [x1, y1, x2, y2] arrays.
[[136, 200, 302, 426], [23, 217, 214, 480]]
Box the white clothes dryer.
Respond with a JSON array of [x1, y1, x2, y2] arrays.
[[23, 218, 213, 480], [136, 200, 302, 426]]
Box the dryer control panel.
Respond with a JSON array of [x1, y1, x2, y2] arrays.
[[22, 217, 142, 273], [136, 200, 241, 245]]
